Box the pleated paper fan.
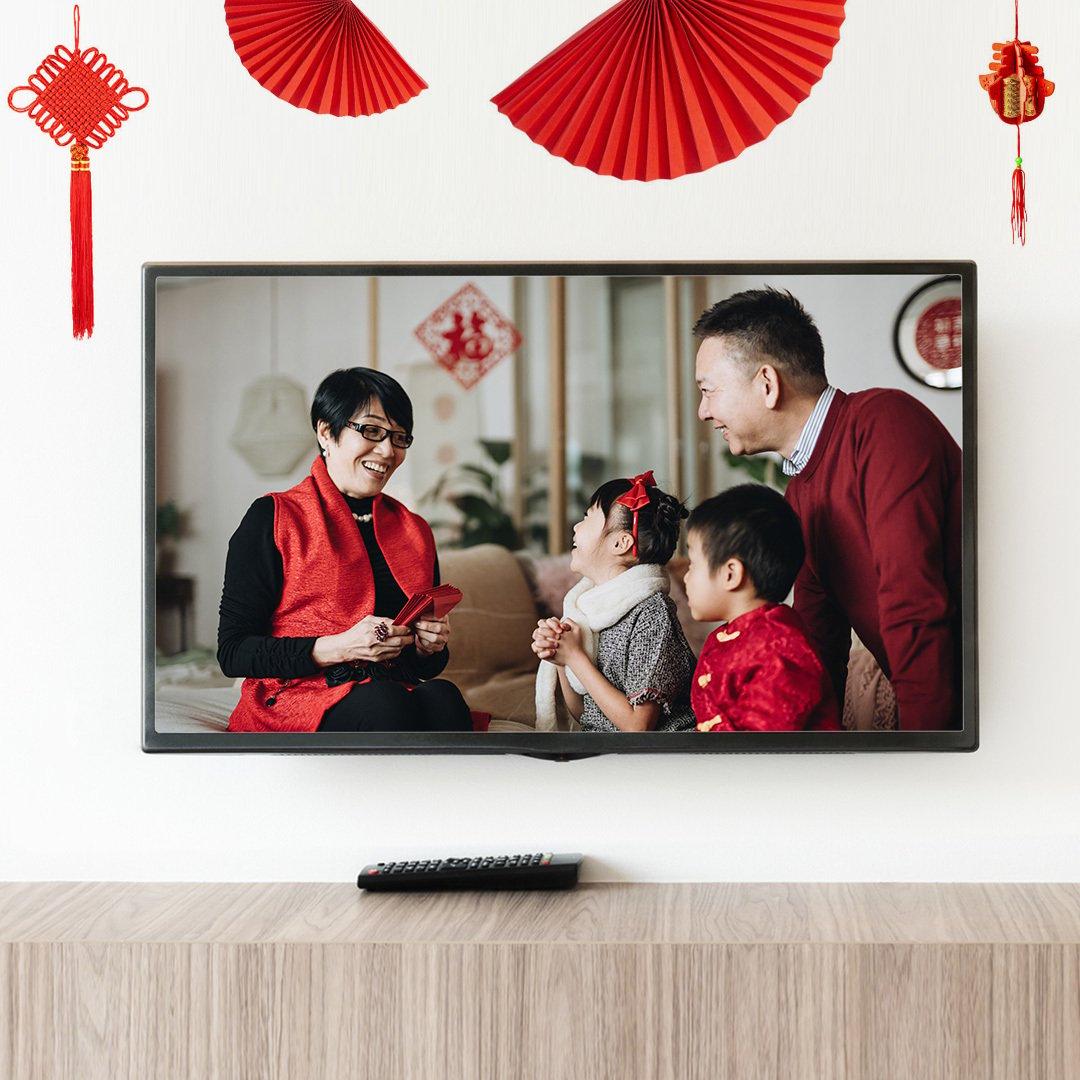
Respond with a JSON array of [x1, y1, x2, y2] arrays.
[[224, 0, 427, 116], [492, 0, 846, 180]]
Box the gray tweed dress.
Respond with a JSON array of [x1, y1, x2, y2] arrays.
[[577, 593, 696, 733]]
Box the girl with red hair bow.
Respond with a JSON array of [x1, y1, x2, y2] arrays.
[[532, 472, 696, 733]]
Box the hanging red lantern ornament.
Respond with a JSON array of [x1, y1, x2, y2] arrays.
[[8, 6, 148, 339], [492, 0, 846, 181], [978, 1, 1055, 244], [224, 0, 427, 116]]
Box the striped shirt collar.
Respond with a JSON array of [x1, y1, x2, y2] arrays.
[[782, 385, 837, 476]]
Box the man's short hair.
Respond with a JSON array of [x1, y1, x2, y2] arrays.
[[693, 287, 827, 391], [687, 484, 805, 603]]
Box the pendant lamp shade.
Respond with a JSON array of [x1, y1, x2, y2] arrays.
[[231, 374, 314, 477], [492, 0, 846, 180], [224, 0, 427, 116]]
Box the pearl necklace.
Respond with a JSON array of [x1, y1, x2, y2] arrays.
[[351, 512, 373, 524]]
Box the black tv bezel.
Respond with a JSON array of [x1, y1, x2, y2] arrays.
[[143, 260, 978, 759]]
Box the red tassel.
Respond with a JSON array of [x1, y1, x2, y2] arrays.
[[1010, 131, 1027, 246], [70, 142, 94, 338], [1011, 157, 1027, 245]]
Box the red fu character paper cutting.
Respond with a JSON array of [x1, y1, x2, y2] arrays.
[[8, 6, 148, 338], [414, 284, 523, 391], [979, 1, 1055, 244]]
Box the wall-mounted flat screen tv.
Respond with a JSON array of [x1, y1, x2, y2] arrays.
[[144, 262, 976, 757]]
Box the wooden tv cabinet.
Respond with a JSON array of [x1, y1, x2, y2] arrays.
[[2, 882, 1078, 1078]]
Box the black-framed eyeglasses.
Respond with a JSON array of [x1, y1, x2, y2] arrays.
[[343, 421, 414, 449]]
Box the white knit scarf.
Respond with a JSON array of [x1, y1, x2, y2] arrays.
[[534, 563, 670, 731]]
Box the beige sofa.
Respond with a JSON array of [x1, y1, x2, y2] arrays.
[[436, 544, 544, 732]]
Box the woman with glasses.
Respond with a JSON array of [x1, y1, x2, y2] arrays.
[[218, 368, 472, 734]]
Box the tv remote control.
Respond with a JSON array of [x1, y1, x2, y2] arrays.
[[357, 852, 582, 892]]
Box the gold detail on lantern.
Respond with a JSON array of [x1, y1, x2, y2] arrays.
[[1003, 75, 1038, 119], [69, 143, 90, 171], [1004, 75, 1020, 117]]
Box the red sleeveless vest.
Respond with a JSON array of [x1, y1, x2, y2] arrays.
[[228, 457, 436, 733]]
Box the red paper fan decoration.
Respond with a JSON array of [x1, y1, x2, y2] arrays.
[[492, 0, 846, 181], [224, 0, 427, 116], [7, 6, 148, 338]]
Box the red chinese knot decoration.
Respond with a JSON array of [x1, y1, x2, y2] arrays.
[[492, 0, 846, 181], [8, 6, 148, 338], [414, 284, 523, 391], [224, 0, 426, 116], [978, 1, 1055, 244]]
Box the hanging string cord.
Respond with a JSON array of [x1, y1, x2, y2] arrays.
[[74, 5, 81, 54], [1011, 4, 1027, 242]]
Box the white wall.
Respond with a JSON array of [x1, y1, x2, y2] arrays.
[[2, 0, 1078, 882]]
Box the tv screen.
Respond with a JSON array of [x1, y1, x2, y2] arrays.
[[144, 262, 976, 756]]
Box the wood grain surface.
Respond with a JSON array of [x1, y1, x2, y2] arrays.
[[2, 884, 1078, 1079]]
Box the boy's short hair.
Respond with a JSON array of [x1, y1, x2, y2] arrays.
[[687, 484, 805, 603]]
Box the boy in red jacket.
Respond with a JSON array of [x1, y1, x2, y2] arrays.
[[685, 484, 839, 732]]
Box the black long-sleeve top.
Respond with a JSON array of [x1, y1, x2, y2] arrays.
[[217, 493, 449, 685]]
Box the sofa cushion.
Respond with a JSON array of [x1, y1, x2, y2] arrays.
[[439, 544, 541, 726]]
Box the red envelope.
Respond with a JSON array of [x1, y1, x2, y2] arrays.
[[394, 584, 463, 626]]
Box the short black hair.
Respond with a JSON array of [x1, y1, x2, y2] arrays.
[[693, 287, 827, 391], [587, 478, 689, 566], [310, 368, 414, 440], [687, 484, 805, 603]]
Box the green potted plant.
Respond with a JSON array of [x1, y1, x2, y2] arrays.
[[421, 440, 522, 550], [720, 449, 788, 493]]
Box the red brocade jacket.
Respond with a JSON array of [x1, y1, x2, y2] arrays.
[[691, 604, 840, 732], [227, 457, 436, 733]]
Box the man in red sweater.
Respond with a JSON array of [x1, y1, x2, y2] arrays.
[[694, 287, 962, 730]]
